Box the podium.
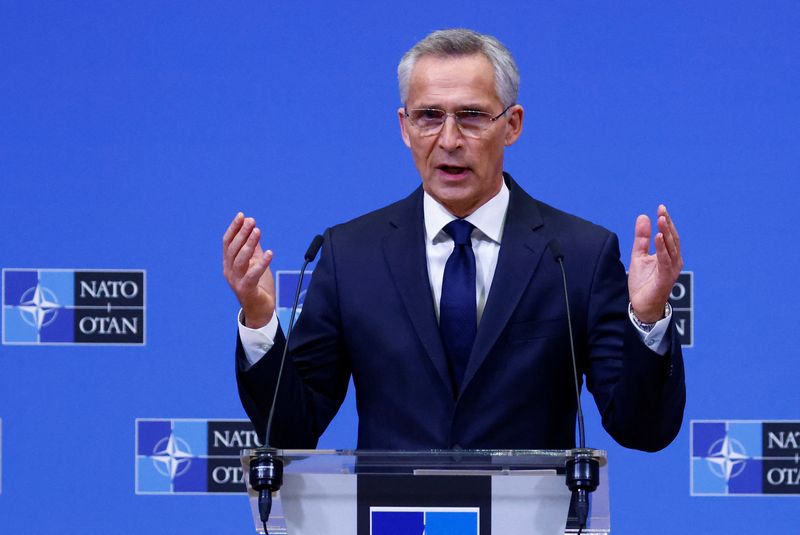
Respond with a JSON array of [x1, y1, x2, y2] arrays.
[[241, 449, 609, 534]]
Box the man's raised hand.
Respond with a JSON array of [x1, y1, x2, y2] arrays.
[[628, 205, 683, 324], [222, 212, 275, 329]]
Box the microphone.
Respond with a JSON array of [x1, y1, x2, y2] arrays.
[[304, 234, 325, 263], [249, 233, 325, 535], [548, 239, 599, 535]]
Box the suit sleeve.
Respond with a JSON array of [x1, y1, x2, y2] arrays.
[[235, 228, 351, 448], [583, 232, 686, 452]]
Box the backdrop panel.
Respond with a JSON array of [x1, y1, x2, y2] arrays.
[[1, 1, 798, 533]]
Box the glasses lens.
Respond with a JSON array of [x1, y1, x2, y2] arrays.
[[455, 110, 492, 133], [408, 109, 445, 131]]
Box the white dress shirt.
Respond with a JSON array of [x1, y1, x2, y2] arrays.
[[423, 179, 507, 324], [238, 181, 671, 366]]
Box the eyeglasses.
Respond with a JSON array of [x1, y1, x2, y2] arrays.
[[404, 104, 513, 138]]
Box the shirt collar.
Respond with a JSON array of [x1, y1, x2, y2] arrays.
[[423, 179, 509, 245]]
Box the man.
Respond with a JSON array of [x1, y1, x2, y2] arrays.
[[224, 29, 685, 451]]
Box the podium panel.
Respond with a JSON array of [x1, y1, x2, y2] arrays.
[[241, 449, 610, 535]]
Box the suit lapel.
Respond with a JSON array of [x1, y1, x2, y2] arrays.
[[459, 176, 549, 396], [382, 189, 455, 399]]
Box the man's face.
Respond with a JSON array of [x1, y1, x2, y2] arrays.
[[398, 54, 524, 218]]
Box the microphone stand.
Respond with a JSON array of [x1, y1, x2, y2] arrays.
[[248, 234, 324, 534], [550, 240, 600, 535]]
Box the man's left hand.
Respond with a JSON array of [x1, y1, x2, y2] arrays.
[[628, 205, 683, 323]]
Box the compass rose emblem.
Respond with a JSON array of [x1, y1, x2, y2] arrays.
[[17, 284, 61, 330], [706, 436, 749, 481], [150, 433, 194, 479]]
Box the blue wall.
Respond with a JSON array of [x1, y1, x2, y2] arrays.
[[1, 1, 798, 533]]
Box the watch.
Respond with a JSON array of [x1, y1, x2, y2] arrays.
[[629, 302, 671, 333]]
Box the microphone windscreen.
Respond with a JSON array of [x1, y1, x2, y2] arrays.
[[548, 239, 564, 262], [304, 234, 325, 262]]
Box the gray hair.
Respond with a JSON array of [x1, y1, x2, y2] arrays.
[[397, 28, 520, 107]]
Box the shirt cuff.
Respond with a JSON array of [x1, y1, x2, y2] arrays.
[[237, 309, 279, 367], [628, 303, 672, 356]]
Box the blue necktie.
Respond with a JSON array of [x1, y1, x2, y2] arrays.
[[439, 219, 477, 393]]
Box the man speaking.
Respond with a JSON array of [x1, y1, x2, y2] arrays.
[[223, 29, 685, 451]]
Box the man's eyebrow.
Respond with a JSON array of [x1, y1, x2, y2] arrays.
[[409, 102, 443, 110], [459, 103, 492, 111], [411, 102, 492, 111]]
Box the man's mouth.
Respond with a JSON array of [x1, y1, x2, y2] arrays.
[[437, 165, 469, 175]]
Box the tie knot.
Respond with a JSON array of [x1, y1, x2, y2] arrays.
[[443, 219, 475, 246]]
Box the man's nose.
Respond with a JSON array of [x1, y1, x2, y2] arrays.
[[437, 114, 464, 150]]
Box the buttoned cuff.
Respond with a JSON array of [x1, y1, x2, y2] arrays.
[[237, 309, 279, 367], [628, 303, 672, 356]]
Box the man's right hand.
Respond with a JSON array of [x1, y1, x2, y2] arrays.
[[223, 212, 275, 329]]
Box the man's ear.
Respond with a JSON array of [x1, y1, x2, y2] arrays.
[[398, 107, 411, 148], [504, 104, 524, 146]]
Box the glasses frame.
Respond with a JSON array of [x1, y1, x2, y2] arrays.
[[404, 104, 514, 138]]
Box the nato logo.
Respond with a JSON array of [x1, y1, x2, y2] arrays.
[[371, 507, 479, 535], [275, 270, 312, 327], [669, 271, 693, 348], [135, 419, 262, 494], [691, 420, 800, 496], [2, 269, 145, 345]]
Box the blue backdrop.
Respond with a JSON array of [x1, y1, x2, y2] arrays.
[[2, 1, 798, 533]]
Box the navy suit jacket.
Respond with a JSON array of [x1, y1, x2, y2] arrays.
[[237, 175, 685, 451]]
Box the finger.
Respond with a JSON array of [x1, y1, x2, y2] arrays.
[[225, 217, 256, 268], [242, 249, 273, 286], [631, 214, 652, 258], [258, 251, 274, 286], [224, 220, 255, 276], [657, 215, 679, 261], [655, 233, 673, 274], [233, 226, 261, 273], [222, 213, 245, 274], [222, 212, 245, 252], [659, 205, 683, 266], [664, 206, 681, 253], [657, 204, 681, 248]]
